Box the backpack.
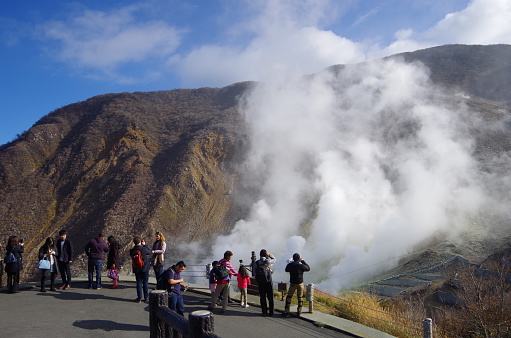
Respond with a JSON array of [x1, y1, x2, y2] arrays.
[[255, 260, 270, 284], [131, 249, 145, 268], [156, 269, 170, 290], [4, 249, 17, 264], [213, 264, 229, 280]]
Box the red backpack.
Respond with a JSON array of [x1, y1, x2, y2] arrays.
[[131, 250, 144, 268]]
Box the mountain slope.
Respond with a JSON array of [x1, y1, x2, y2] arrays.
[[1, 44, 511, 283]]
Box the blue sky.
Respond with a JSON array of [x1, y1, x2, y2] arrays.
[[1, 0, 511, 146]]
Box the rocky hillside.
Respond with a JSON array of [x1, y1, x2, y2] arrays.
[[1, 44, 511, 282], [0, 83, 253, 279]]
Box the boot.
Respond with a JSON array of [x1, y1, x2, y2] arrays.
[[109, 278, 118, 289]]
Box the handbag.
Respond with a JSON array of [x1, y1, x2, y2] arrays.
[[38, 257, 51, 270], [107, 269, 119, 280]]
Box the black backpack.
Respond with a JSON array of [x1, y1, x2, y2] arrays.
[[255, 260, 270, 284], [213, 265, 229, 280], [156, 268, 171, 291]]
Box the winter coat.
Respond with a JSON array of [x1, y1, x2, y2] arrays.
[[85, 237, 109, 260], [5, 245, 24, 273], [151, 240, 166, 268], [129, 245, 152, 273], [56, 238, 73, 262], [38, 245, 57, 272], [237, 275, 251, 288], [219, 258, 238, 279], [285, 260, 310, 284], [107, 241, 120, 269]]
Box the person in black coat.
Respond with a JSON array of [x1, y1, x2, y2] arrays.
[[283, 253, 310, 316], [129, 236, 151, 303], [38, 237, 58, 292], [56, 229, 74, 290], [106, 236, 120, 289], [5, 236, 24, 294]]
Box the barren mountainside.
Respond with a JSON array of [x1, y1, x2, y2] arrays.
[[0, 83, 253, 278], [1, 44, 511, 282]]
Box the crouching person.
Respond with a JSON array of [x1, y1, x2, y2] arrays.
[[164, 261, 188, 316]]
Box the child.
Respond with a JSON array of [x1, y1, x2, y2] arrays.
[[209, 260, 219, 294], [237, 265, 251, 308]]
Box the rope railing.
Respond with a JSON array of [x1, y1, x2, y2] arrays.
[[315, 288, 423, 336]]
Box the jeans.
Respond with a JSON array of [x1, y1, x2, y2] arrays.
[[153, 263, 164, 279], [88, 259, 103, 288], [135, 270, 149, 301], [169, 292, 185, 316], [58, 260, 71, 286]]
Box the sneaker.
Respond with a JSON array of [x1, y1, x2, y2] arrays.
[[240, 302, 245, 307], [135, 299, 141, 303], [96, 287, 102, 290], [282, 312, 290, 318], [245, 304, 249, 308]]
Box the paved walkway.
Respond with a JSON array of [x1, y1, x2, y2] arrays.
[[0, 277, 394, 337]]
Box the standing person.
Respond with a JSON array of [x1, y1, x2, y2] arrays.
[[85, 233, 109, 289], [4, 236, 24, 293], [151, 231, 166, 278], [38, 237, 58, 292], [283, 253, 310, 316], [257, 261, 274, 316], [237, 265, 251, 308], [106, 236, 120, 289], [163, 261, 188, 316], [208, 260, 219, 295], [219, 250, 238, 304], [255, 249, 276, 316], [208, 260, 230, 313], [56, 229, 74, 290], [130, 236, 151, 303]]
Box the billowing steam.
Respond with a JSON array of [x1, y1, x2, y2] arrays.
[[192, 57, 511, 291]]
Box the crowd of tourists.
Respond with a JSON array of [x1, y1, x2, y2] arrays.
[[3, 230, 311, 318]]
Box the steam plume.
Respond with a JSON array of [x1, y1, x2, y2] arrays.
[[203, 58, 511, 290]]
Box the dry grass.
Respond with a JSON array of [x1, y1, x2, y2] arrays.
[[314, 290, 454, 338]]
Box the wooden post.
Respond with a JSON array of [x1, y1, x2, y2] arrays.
[[150, 290, 168, 338], [188, 310, 214, 338], [423, 318, 433, 338], [306, 283, 315, 314]]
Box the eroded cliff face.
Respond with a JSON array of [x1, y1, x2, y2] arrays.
[[0, 83, 251, 280]]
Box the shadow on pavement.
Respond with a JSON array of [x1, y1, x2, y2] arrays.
[[73, 319, 148, 332]]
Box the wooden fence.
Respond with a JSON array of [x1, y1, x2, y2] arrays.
[[149, 290, 220, 338]]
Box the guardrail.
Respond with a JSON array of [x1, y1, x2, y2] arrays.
[[149, 290, 220, 338]]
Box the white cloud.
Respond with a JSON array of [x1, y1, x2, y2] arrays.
[[42, 5, 181, 83], [171, 0, 365, 87], [381, 0, 511, 56], [424, 0, 511, 44]]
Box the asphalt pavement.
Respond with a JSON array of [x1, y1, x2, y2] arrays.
[[0, 277, 393, 337]]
